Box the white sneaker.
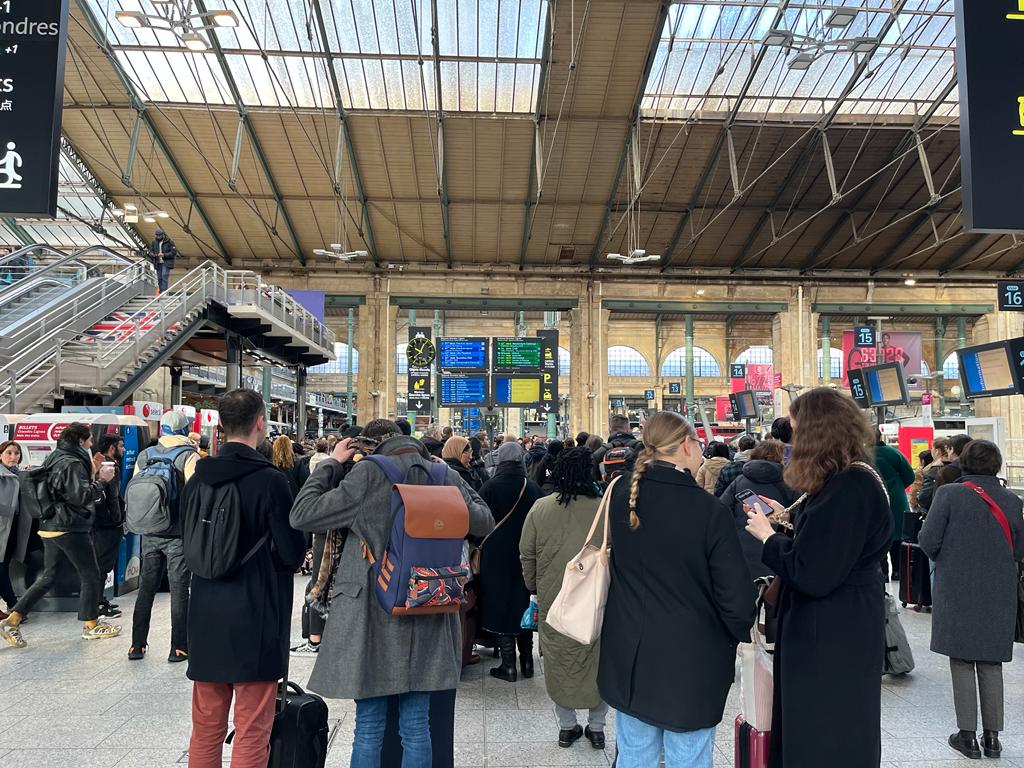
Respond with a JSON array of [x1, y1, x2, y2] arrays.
[[290, 640, 320, 657]]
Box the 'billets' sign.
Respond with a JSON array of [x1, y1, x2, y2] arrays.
[[0, 0, 69, 217], [955, 1, 1024, 232]]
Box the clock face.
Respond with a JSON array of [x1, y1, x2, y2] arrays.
[[407, 337, 436, 367]]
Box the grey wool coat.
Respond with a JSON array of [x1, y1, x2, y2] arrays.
[[919, 475, 1024, 663], [290, 436, 494, 700], [520, 493, 605, 710]]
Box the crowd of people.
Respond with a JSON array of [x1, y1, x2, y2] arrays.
[[0, 387, 1021, 768]]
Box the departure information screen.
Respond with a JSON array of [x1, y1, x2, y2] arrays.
[[438, 338, 488, 371], [493, 338, 542, 370], [865, 364, 908, 406], [493, 376, 541, 406], [440, 375, 488, 405], [959, 343, 1017, 398]]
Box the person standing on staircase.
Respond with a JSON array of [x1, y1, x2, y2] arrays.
[[149, 228, 177, 293]]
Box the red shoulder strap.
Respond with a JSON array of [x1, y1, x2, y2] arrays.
[[963, 482, 1014, 551]]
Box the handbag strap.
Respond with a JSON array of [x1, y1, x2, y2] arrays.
[[583, 475, 621, 552], [851, 460, 890, 507], [964, 481, 1014, 551], [479, 478, 528, 549]]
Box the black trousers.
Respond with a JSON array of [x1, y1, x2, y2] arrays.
[[91, 527, 123, 596], [301, 534, 326, 639], [132, 536, 190, 650], [13, 533, 102, 622]]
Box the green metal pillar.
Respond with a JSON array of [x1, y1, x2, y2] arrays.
[[262, 366, 272, 423], [654, 314, 663, 411], [935, 317, 947, 412], [957, 316, 968, 349], [685, 314, 695, 413], [516, 311, 527, 337], [433, 310, 441, 423], [347, 307, 355, 424], [406, 309, 417, 426], [820, 316, 831, 386], [544, 311, 557, 440]]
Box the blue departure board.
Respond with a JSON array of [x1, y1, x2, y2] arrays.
[[440, 375, 489, 405], [438, 337, 488, 371]]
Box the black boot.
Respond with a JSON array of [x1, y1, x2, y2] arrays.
[[948, 731, 982, 759], [517, 633, 534, 679], [982, 730, 1002, 758], [490, 636, 518, 682]]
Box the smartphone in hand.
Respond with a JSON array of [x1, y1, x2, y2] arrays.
[[736, 489, 772, 516]]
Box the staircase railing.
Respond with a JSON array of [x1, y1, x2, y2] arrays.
[[0, 245, 139, 300]]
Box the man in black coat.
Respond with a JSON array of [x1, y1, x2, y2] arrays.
[[149, 227, 177, 292], [592, 415, 641, 480], [92, 433, 125, 619], [185, 389, 306, 768]]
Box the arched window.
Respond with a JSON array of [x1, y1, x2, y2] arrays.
[[816, 348, 843, 379], [733, 346, 773, 366], [943, 351, 960, 380], [608, 346, 650, 377], [660, 347, 722, 377], [310, 342, 359, 374], [559, 347, 570, 377]]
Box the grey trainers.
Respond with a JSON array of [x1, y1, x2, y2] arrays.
[[290, 640, 320, 657], [82, 622, 122, 640], [0, 619, 25, 648]]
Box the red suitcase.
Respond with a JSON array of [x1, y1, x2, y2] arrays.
[[735, 714, 770, 768]]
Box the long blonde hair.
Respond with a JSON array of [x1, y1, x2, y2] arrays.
[[627, 411, 697, 529], [272, 435, 295, 469]]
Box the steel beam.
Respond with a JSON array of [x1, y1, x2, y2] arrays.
[[604, 299, 787, 314], [75, 0, 232, 264], [589, 0, 671, 268], [1, 217, 33, 245], [428, 0, 453, 268], [324, 294, 368, 308], [310, 0, 380, 267], [390, 296, 579, 311], [193, 0, 305, 264], [799, 71, 958, 273], [812, 303, 992, 317], [938, 233, 989, 274], [518, 3, 553, 270], [659, 0, 791, 272]]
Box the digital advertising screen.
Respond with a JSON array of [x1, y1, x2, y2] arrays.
[[440, 375, 489, 406], [957, 341, 1018, 399], [863, 363, 909, 406], [493, 375, 541, 406], [437, 337, 488, 372], [492, 337, 542, 371]]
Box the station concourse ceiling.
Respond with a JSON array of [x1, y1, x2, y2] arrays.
[[47, 0, 1010, 279]]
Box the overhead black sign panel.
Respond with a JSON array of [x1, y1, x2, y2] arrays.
[[955, 1, 1024, 232], [998, 280, 1024, 311], [0, 0, 69, 217]]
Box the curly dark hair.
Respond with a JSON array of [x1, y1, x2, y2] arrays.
[[553, 447, 600, 506]]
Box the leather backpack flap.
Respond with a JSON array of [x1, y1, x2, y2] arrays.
[[397, 484, 469, 539]]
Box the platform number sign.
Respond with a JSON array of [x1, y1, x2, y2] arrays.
[[644, 389, 656, 401], [730, 364, 746, 380], [854, 325, 876, 348], [847, 368, 870, 408], [998, 281, 1024, 311], [668, 382, 681, 395]]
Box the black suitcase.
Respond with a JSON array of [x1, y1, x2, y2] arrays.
[[899, 541, 932, 610], [268, 681, 329, 768], [902, 510, 923, 543]]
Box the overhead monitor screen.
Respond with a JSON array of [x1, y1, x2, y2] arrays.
[[437, 337, 488, 371], [493, 376, 541, 406], [440, 375, 489, 406], [735, 390, 758, 419], [864, 363, 909, 406], [958, 342, 1018, 399], [492, 338, 542, 370]]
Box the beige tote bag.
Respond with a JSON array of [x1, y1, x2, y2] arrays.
[[546, 476, 621, 645]]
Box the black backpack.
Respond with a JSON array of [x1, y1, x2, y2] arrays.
[[182, 480, 267, 580], [602, 438, 639, 482]]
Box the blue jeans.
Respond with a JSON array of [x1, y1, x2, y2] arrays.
[[615, 711, 715, 768], [157, 262, 171, 292], [351, 692, 431, 768]]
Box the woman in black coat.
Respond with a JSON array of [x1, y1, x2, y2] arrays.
[[442, 436, 481, 491], [478, 441, 544, 682], [719, 439, 799, 580], [745, 388, 892, 768], [599, 412, 755, 766]]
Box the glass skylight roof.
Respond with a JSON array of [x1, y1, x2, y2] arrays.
[[641, 0, 958, 121], [83, 0, 546, 112]]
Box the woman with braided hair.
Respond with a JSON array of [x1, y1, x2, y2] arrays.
[[597, 411, 755, 768], [520, 447, 608, 750]]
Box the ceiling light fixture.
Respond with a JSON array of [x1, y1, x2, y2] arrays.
[[847, 36, 878, 54], [314, 248, 367, 262], [788, 52, 816, 71], [181, 32, 208, 51], [113, 3, 239, 51], [825, 9, 858, 28], [761, 22, 879, 71], [904, 276, 917, 286], [762, 29, 794, 47], [114, 10, 148, 28]]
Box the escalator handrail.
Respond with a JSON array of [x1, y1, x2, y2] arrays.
[[0, 275, 77, 314], [0, 245, 139, 292]]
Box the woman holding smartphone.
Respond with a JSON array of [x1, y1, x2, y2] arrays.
[[744, 387, 892, 768]]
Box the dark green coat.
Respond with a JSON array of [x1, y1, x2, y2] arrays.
[[520, 494, 604, 709], [873, 443, 915, 540]]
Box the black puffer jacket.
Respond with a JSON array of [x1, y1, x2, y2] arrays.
[[720, 460, 800, 579], [39, 439, 109, 534]]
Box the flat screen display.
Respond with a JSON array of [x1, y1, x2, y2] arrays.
[[734, 390, 758, 419], [958, 341, 1018, 398], [437, 337, 488, 371], [440, 375, 489, 406], [493, 376, 541, 406], [863, 363, 909, 406], [492, 338, 542, 370]]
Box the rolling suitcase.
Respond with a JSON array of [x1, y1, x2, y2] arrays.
[[735, 714, 770, 768], [267, 680, 330, 768], [899, 541, 932, 610]]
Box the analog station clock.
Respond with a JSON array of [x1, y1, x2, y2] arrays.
[[406, 337, 436, 368]]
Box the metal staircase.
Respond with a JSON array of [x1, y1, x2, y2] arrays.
[[0, 260, 335, 413]]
